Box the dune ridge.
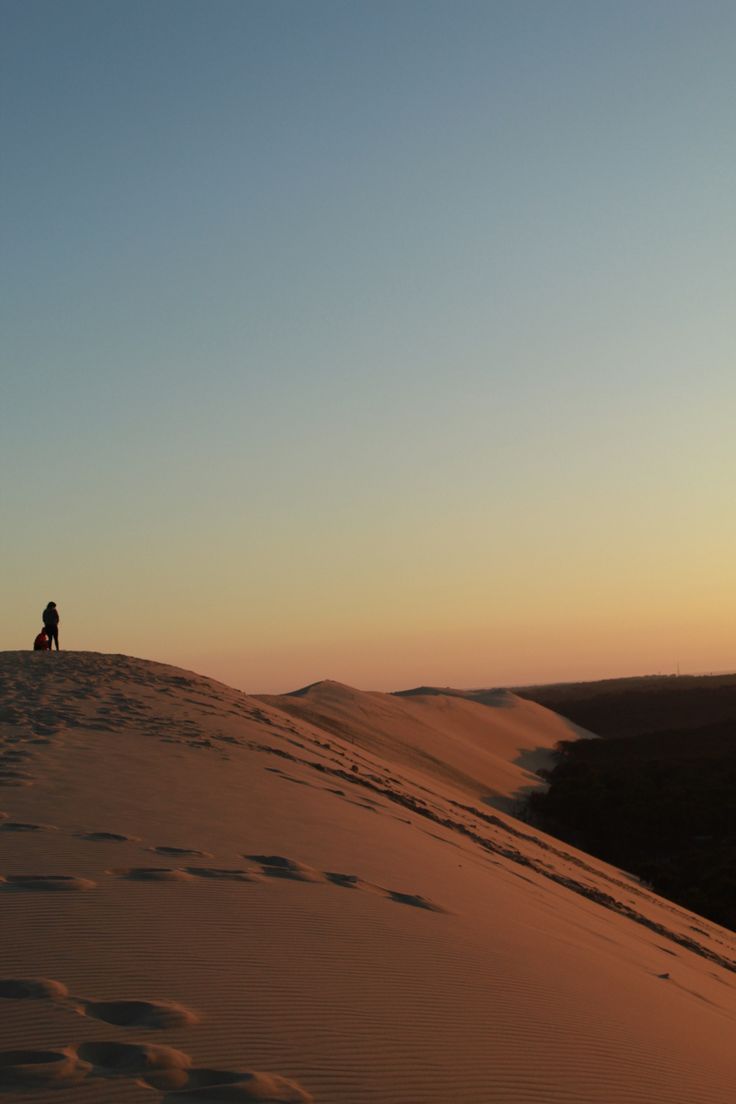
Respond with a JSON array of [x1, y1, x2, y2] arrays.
[[1, 651, 735, 1103], [259, 678, 592, 812]]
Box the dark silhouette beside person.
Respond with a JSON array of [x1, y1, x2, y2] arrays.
[[33, 628, 50, 651], [42, 602, 60, 650]]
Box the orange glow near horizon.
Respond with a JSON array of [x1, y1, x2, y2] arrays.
[[3, 4, 736, 694]]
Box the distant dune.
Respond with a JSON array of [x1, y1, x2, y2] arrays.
[[259, 679, 593, 813], [1, 651, 735, 1104], [516, 672, 736, 930]]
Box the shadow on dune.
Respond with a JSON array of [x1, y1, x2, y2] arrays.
[[527, 717, 736, 931], [481, 759, 552, 816]]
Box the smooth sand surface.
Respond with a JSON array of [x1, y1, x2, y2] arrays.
[[1, 651, 735, 1103], [259, 679, 592, 812]]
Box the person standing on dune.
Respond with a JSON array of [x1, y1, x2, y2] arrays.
[[42, 602, 60, 650]]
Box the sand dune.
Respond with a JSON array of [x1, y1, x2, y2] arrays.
[[1, 651, 735, 1103], [259, 679, 592, 811]]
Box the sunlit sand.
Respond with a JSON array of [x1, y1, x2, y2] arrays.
[[1, 651, 734, 1103]]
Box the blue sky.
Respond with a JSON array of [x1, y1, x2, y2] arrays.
[[2, 1, 735, 690]]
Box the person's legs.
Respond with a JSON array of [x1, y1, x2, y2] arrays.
[[49, 627, 59, 650]]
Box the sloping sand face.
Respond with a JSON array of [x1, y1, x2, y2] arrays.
[[0, 650, 735, 1104], [259, 679, 592, 811]]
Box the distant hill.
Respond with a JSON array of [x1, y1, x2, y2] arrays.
[[515, 673, 736, 929], [515, 672, 736, 737]]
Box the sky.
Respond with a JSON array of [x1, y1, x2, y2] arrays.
[[2, 0, 735, 693]]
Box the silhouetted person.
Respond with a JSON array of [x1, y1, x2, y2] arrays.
[[33, 628, 50, 651], [42, 602, 60, 650]]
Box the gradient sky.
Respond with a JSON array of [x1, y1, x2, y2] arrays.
[[2, 1, 735, 692]]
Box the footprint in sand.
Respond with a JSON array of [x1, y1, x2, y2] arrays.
[[0, 977, 198, 1029], [245, 855, 325, 883], [79, 830, 140, 842], [184, 867, 262, 882], [109, 867, 197, 882], [384, 889, 447, 912], [0, 874, 96, 892], [0, 978, 69, 1001], [323, 872, 367, 889], [325, 870, 447, 911], [161, 1068, 312, 1101], [0, 821, 57, 833], [81, 998, 199, 1028], [148, 846, 213, 858], [77, 1040, 191, 1084], [0, 1047, 89, 1089]]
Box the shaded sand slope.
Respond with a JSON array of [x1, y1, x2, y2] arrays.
[[0, 652, 735, 1104], [259, 680, 591, 810]]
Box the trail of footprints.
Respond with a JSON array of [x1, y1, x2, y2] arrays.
[[0, 811, 446, 911], [0, 688, 72, 788], [0, 662, 246, 770], [0, 812, 445, 1102], [108, 854, 444, 910], [0, 978, 310, 1101]]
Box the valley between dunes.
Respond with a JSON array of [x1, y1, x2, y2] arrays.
[[1, 651, 735, 1103]]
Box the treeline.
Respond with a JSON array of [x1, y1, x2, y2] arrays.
[[518, 673, 736, 738], [527, 722, 736, 930]]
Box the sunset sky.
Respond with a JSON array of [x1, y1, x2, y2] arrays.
[[3, 1, 735, 692]]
